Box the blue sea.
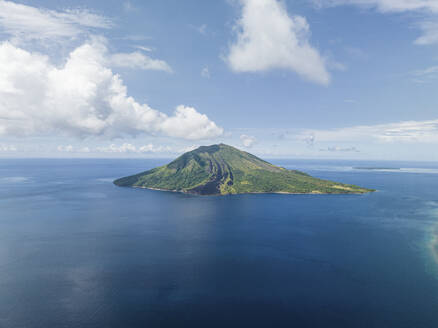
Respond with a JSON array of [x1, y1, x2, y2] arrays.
[[1, 158, 438, 327]]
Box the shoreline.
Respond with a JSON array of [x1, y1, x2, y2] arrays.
[[129, 185, 373, 196]]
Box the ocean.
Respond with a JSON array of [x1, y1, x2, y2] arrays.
[[0, 158, 437, 327]]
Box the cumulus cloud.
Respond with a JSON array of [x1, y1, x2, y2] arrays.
[[301, 119, 438, 143], [227, 0, 330, 85], [0, 0, 112, 42], [159, 105, 223, 139], [97, 143, 172, 153], [109, 51, 172, 72], [240, 134, 257, 147], [0, 38, 223, 139]]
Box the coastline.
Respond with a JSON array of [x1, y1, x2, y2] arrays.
[[129, 185, 372, 196]]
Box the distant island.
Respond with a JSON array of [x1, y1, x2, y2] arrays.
[[354, 167, 401, 171], [114, 144, 374, 195]]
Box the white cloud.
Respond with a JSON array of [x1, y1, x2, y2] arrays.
[[109, 51, 172, 72], [415, 65, 438, 75], [240, 134, 257, 147], [97, 143, 136, 153], [302, 134, 315, 146], [302, 119, 438, 143], [227, 0, 330, 85], [201, 66, 210, 78], [415, 20, 438, 45], [159, 105, 223, 139], [179, 145, 199, 153], [0, 0, 112, 42], [314, 0, 438, 45], [313, 0, 438, 13], [320, 146, 359, 152], [97, 143, 172, 153], [0, 38, 223, 140], [57, 145, 74, 152], [122, 35, 152, 41], [411, 65, 438, 83], [138, 144, 172, 153], [57, 145, 91, 153], [135, 45, 153, 52], [0, 144, 17, 151]]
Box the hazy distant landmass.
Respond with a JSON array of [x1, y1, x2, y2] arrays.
[[114, 144, 374, 195], [354, 167, 401, 171]]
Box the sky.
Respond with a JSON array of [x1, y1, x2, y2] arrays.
[[0, 0, 438, 160]]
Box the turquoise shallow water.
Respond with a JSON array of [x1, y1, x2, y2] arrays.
[[0, 158, 438, 327]]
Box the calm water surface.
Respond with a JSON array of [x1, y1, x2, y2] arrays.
[[0, 159, 438, 327]]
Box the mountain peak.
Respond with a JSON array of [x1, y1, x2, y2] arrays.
[[191, 143, 236, 153]]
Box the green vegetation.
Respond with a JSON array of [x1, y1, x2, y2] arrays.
[[114, 144, 374, 195]]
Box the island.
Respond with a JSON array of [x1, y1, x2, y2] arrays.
[[353, 167, 401, 171], [114, 144, 374, 195]]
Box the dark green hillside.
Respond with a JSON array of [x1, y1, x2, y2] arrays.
[[114, 144, 374, 195]]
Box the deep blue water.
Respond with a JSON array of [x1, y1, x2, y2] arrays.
[[1, 158, 438, 328]]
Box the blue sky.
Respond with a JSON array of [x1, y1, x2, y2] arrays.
[[0, 0, 437, 160]]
